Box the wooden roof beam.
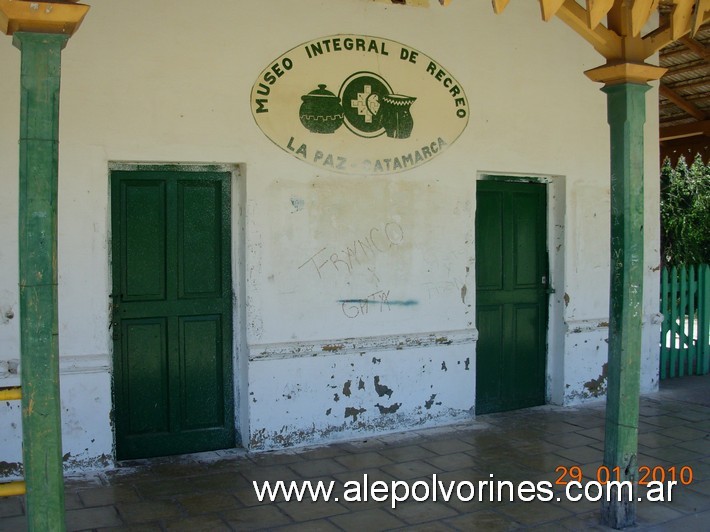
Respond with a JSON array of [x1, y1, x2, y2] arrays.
[[642, 0, 710, 55], [659, 84, 708, 119], [692, 0, 710, 35], [680, 35, 710, 59], [606, 0, 660, 39], [664, 43, 710, 60], [491, 0, 510, 15], [631, 0, 660, 36], [495, 0, 710, 58], [541, 0, 566, 21], [664, 74, 710, 91], [587, 0, 615, 29], [672, 0, 696, 39], [660, 118, 710, 139], [557, 0, 622, 57], [664, 58, 709, 75]]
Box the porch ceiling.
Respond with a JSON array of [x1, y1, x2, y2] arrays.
[[659, 2, 710, 146]]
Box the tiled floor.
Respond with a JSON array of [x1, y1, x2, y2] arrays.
[[1, 375, 708, 531]]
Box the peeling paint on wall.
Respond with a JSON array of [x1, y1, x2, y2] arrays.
[[373, 376, 393, 398], [290, 197, 304, 212], [322, 343, 345, 352], [0, 461, 22, 478], [584, 363, 608, 397], [250, 402, 472, 451], [251, 428, 267, 448], [1, 307, 14, 324], [375, 402, 402, 414], [345, 407, 366, 422]]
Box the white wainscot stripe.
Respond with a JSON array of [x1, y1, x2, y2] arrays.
[[60, 354, 111, 374], [250, 329, 478, 361], [0, 354, 110, 383], [566, 313, 664, 334]]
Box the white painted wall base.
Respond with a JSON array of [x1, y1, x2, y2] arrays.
[[248, 339, 476, 450], [0, 355, 114, 480]]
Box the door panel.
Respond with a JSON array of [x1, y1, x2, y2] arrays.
[[180, 316, 224, 430], [475, 192, 504, 291], [475, 180, 547, 414], [475, 305, 505, 414], [513, 194, 542, 288], [123, 181, 166, 301], [124, 319, 169, 435], [112, 169, 234, 460], [178, 181, 222, 298]]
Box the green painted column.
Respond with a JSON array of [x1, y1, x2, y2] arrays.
[[13, 31, 69, 532], [600, 82, 650, 529]]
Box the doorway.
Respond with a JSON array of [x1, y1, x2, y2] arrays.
[[475, 179, 548, 414], [110, 166, 235, 459]]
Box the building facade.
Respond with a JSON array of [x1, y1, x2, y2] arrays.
[[0, 0, 662, 475]]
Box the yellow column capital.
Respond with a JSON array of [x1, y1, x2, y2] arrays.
[[585, 61, 667, 85], [0, 0, 89, 36]]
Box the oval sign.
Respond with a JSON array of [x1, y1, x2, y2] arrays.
[[251, 35, 469, 175]]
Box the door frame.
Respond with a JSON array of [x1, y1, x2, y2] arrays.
[[474, 172, 566, 407], [107, 161, 247, 453]]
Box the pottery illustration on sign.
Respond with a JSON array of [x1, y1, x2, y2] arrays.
[[251, 34, 470, 174], [369, 93, 416, 139], [299, 84, 345, 134], [299, 72, 416, 139], [339, 72, 393, 138]]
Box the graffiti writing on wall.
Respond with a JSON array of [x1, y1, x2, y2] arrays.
[[338, 290, 418, 319], [298, 221, 404, 280]]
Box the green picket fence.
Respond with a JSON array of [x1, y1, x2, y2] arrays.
[[660, 264, 710, 379]]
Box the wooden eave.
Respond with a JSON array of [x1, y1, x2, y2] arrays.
[[490, 1, 710, 155], [659, 19, 710, 145]]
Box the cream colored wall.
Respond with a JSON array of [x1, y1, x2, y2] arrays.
[[0, 0, 661, 468]]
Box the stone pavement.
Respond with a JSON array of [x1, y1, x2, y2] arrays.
[[0, 375, 708, 531]]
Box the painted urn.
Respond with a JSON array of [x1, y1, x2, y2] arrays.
[[378, 94, 416, 139], [299, 84, 344, 134]]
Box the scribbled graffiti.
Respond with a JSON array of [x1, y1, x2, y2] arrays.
[[339, 290, 418, 318], [298, 221, 405, 280]]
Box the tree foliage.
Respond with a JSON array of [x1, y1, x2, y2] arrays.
[[660, 154, 710, 266]]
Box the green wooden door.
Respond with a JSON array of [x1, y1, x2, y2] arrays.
[[475, 180, 548, 414], [111, 169, 234, 460]]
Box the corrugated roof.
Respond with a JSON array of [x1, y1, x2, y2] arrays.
[[658, 1, 710, 131]]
